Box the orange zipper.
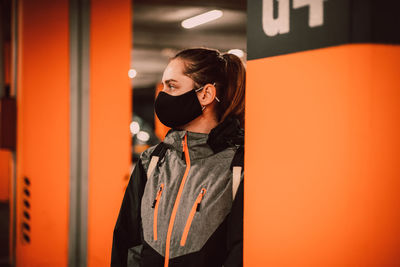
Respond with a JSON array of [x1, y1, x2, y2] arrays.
[[164, 133, 191, 267], [153, 183, 164, 241], [180, 188, 207, 246]]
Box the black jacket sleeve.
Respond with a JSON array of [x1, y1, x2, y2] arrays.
[[224, 179, 244, 267], [111, 159, 147, 267]]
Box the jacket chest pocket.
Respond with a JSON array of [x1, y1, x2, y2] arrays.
[[180, 188, 207, 246], [152, 183, 164, 241]]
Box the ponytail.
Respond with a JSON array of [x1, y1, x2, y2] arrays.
[[173, 48, 246, 128], [219, 53, 245, 127]]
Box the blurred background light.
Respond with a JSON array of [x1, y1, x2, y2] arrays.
[[181, 10, 223, 29], [137, 131, 150, 142], [130, 121, 140, 135], [128, 68, 137, 78]]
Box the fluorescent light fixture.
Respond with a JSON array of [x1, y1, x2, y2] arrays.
[[130, 121, 140, 135], [128, 69, 137, 79], [137, 131, 150, 142], [181, 10, 223, 29], [228, 49, 244, 58]]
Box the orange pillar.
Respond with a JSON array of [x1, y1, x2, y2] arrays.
[[16, 0, 70, 266], [15, 0, 132, 266], [245, 1, 400, 266], [88, 0, 131, 266]]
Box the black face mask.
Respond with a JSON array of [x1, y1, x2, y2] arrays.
[[154, 87, 203, 128]]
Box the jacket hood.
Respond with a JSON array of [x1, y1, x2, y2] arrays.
[[207, 116, 244, 153]]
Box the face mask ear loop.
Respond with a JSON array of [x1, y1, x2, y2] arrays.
[[211, 83, 221, 103], [194, 86, 206, 111], [194, 86, 204, 93]]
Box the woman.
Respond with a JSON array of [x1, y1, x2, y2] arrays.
[[111, 48, 245, 267]]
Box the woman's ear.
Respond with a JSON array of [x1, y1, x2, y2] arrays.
[[198, 83, 217, 106]]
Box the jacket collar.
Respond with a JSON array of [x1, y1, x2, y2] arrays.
[[163, 116, 244, 160]]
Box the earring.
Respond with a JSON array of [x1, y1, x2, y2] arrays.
[[202, 105, 206, 111]]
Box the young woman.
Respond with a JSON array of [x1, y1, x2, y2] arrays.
[[111, 48, 245, 267]]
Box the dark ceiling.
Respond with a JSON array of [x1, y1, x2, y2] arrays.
[[0, 0, 246, 91], [131, 0, 247, 89]]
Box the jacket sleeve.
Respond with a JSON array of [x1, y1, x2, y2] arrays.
[[111, 159, 147, 267], [224, 179, 244, 267]]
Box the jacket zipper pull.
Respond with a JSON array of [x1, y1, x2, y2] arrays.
[[196, 203, 201, 212], [152, 185, 163, 208], [181, 135, 187, 162], [196, 188, 206, 212]]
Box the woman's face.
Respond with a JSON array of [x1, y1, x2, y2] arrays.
[[161, 59, 195, 96]]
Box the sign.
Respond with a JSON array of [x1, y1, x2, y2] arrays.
[[248, 0, 400, 60]]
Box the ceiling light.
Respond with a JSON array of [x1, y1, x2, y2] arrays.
[[228, 49, 244, 58], [137, 131, 150, 142], [128, 69, 137, 79], [130, 121, 140, 135], [181, 10, 223, 29]]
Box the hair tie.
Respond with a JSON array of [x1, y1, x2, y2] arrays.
[[218, 53, 228, 69]]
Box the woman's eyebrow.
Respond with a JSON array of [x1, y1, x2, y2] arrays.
[[163, 79, 178, 85]]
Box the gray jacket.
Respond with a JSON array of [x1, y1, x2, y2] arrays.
[[112, 117, 244, 267]]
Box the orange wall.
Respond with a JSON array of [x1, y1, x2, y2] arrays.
[[88, 0, 132, 266], [16, 0, 70, 266], [245, 44, 400, 266], [0, 150, 11, 201]]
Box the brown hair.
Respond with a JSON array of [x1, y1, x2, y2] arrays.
[[172, 48, 246, 127]]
